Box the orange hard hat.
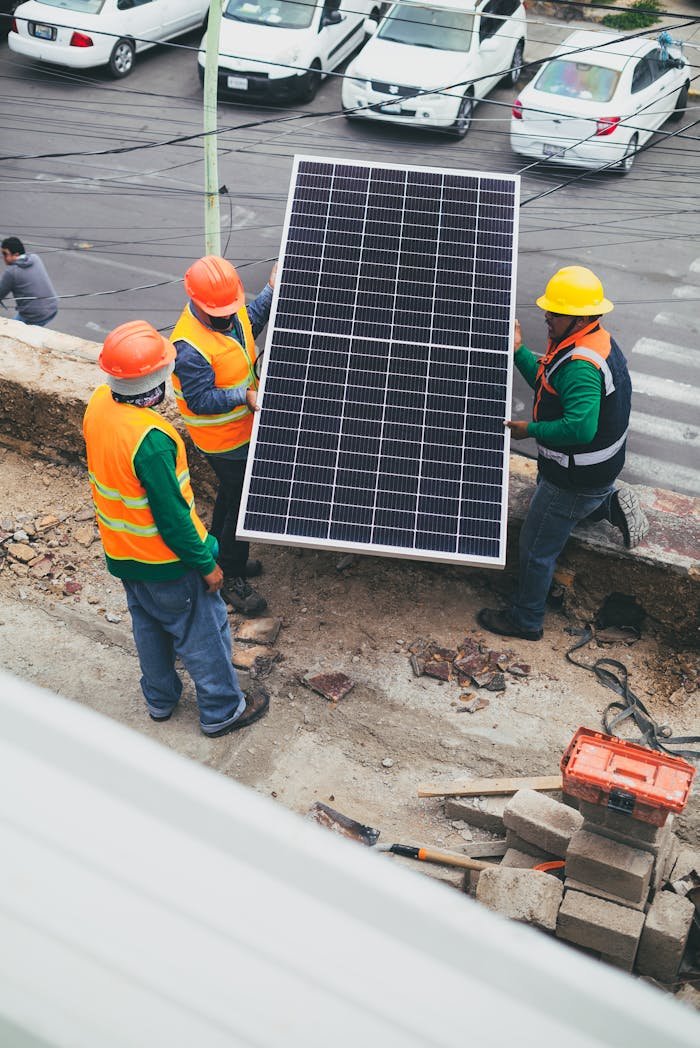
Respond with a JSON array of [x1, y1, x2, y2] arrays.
[[99, 320, 175, 380], [184, 255, 245, 316]]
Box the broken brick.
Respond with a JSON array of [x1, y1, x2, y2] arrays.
[[477, 867, 563, 931], [235, 617, 281, 645], [636, 892, 695, 982], [423, 660, 451, 682], [303, 671, 354, 702]]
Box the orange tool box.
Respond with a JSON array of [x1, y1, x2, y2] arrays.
[[561, 727, 696, 826]]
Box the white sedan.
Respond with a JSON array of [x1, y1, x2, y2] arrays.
[[510, 30, 690, 174], [9, 0, 209, 77], [341, 0, 527, 137]]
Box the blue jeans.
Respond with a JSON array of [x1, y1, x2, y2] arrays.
[[511, 475, 616, 633], [13, 311, 57, 327], [122, 570, 246, 734]]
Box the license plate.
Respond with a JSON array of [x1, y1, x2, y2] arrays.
[[378, 101, 401, 114], [227, 76, 248, 90], [33, 23, 55, 40], [543, 143, 561, 157]]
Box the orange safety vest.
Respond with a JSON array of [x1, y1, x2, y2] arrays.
[[170, 304, 258, 455], [83, 385, 208, 565]]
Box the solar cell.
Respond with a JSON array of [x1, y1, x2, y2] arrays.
[[239, 157, 519, 566]]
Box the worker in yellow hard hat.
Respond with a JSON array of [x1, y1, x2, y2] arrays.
[[83, 320, 270, 736], [478, 266, 648, 642]]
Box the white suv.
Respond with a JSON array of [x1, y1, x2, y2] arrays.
[[341, 0, 526, 136], [201, 0, 384, 103]]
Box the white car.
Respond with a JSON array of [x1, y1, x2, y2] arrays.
[[510, 30, 690, 174], [9, 0, 209, 77], [341, 0, 527, 136], [202, 0, 383, 102]]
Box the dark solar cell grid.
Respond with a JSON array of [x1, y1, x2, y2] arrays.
[[240, 157, 518, 565]]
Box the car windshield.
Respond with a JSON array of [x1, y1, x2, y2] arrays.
[[224, 0, 316, 29], [378, 5, 474, 51], [36, 0, 105, 11], [534, 60, 620, 102]]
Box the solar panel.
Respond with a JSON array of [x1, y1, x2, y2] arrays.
[[239, 156, 519, 567]]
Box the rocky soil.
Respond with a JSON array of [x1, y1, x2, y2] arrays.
[[1, 444, 698, 876]]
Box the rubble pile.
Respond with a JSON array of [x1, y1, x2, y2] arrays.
[[407, 635, 530, 695], [464, 787, 699, 985]]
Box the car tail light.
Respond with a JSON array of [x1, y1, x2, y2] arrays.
[[596, 116, 620, 137], [70, 31, 93, 47], [10, 17, 18, 31], [512, 99, 523, 120]]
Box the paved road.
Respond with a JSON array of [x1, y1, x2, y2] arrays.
[[1, 21, 698, 495]]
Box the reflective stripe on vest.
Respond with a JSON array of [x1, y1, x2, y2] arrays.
[[83, 385, 208, 565], [537, 427, 629, 469], [170, 304, 258, 455], [545, 346, 615, 397]]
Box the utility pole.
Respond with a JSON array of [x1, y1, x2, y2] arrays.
[[203, 0, 223, 255]]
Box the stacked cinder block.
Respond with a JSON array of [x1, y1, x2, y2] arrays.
[[469, 786, 698, 987], [556, 801, 695, 980]]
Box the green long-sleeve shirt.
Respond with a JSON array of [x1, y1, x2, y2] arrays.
[[104, 429, 218, 582], [515, 344, 602, 448]]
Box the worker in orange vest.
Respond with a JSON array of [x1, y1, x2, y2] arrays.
[[171, 256, 276, 617], [83, 320, 270, 736]]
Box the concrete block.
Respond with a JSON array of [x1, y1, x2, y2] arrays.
[[445, 796, 507, 833], [566, 829, 653, 903], [476, 867, 563, 931], [671, 845, 700, 883], [636, 892, 695, 983], [579, 800, 672, 845], [564, 877, 646, 912], [504, 829, 557, 861], [650, 828, 676, 893], [581, 817, 673, 859], [502, 848, 542, 870], [503, 789, 583, 858], [557, 890, 644, 969]]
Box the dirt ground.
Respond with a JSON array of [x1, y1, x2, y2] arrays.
[[1, 443, 698, 875]]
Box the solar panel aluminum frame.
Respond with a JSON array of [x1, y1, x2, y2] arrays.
[[238, 155, 519, 568]]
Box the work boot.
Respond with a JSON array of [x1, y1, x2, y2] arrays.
[[245, 558, 263, 578], [477, 608, 543, 642], [205, 686, 270, 737], [221, 576, 267, 616], [611, 487, 649, 549]]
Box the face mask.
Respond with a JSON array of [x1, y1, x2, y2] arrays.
[[209, 314, 236, 333], [113, 382, 166, 408]]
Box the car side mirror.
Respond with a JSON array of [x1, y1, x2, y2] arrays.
[[320, 8, 342, 28], [363, 16, 377, 35]]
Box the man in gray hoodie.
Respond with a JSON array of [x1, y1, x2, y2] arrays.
[[1, 236, 59, 326]]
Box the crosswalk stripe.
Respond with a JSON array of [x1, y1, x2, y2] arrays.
[[624, 452, 700, 496], [653, 311, 700, 337], [629, 371, 700, 409], [629, 410, 700, 447], [631, 337, 697, 369]]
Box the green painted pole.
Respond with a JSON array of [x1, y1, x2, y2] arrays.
[[203, 0, 223, 255]]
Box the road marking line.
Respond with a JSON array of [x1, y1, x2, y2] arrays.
[[672, 285, 700, 299], [653, 311, 700, 336], [629, 410, 699, 447], [624, 453, 700, 497], [53, 249, 178, 283], [629, 371, 700, 409], [631, 337, 697, 369]]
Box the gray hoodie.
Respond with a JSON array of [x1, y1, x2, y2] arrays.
[[0, 253, 59, 325]]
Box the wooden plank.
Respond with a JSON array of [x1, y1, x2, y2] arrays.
[[417, 774, 562, 799], [460, 841, 508, 859]]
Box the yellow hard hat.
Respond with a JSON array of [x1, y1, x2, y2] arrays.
[[536, 266, 614, 316]]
